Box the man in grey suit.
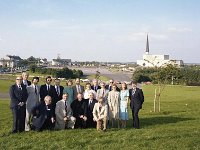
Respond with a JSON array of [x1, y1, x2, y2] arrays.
[[25, 77, 40, 131], [96, 82, 109, 104], [55, 92, 76, 130], [72, 78, 84, 100]]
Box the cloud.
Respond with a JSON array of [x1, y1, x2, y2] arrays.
[[168, 27, 192, 33], [27, 19, 82, 32]]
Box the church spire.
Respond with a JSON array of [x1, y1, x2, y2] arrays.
[[146, 34, 149, 54]]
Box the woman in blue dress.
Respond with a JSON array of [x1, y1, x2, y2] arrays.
[[63, 79, 74, 105], [119, 82, 129, 128]]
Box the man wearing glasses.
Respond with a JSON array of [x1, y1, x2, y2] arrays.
[[9, 76, 28, 133], [105, 79, 120, 92]]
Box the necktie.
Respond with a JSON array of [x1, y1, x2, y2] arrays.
[[35, 86, 37, 95], [47, 85, 50, 92], [89, 100, 92, 107], [56, 86, 59, 95], [65, 101, 67, 112], [19, 85, 22, 90]]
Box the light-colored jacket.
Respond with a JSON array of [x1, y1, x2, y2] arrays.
[[108, 90, 120, 119], [93, 103, 108, 121], [26, 85, 40, 113], [96, 89, 109, 104], [55, 99, 75, 129]]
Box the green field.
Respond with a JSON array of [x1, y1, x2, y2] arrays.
[[0, 82, 200, 149]]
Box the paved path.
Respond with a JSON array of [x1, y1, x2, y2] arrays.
[[70, 67, 132, 81]]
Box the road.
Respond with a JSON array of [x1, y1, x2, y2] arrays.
[[69, 67, 132, 81]]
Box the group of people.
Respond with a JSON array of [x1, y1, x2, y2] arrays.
[[9, 72, 144, 133]]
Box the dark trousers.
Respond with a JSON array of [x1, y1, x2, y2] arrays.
[[86, 116, 96, 128], [75, 117, 86, 128], [12, 106, 26, 132], [132, 107, 140, 128]]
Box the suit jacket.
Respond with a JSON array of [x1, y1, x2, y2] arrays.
[[85, 99, 98, 118], [9, 84, 28, 109], [105, 85, 120, 92], [72, 85, 84, 99], [26, 85, 40, 113], [55, 99, 73, 129], [22, 80, 31, 87], [96, 89, 109, 104], [54, 85, 64, 101], [108, 90, 120, 119], [129, 88, 144, 110], [71, 99, 87, 118], [93, 103, 108, 120], [40, 84, 57, 105], [91, 85, 101, 92], [32, 102, 54, 129]]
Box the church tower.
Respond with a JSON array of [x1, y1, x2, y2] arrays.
[[146, 34, 149, 55]]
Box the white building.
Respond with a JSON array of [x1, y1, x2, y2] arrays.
[[0, 55, 21, 68], [137, 35, 184, 67]]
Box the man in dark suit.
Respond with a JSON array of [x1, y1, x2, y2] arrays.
[[105, 79, 120, 92], [40, 76, 57, 112], [54, 78, 64, 102], [85, 92, 98, 128], [71, 93, 87, 128], [9, 76, 28, 133], [129, 81, 144, 129], [22, 72, 31, 87], [32, 96, 55, 131], [91, 79, 101, 92], [72, 78, 84, 100]]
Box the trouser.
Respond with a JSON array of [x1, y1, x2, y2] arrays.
[[132, 108, 140, 128], [66, 116, 76, 129], [41, 119, 54, 131], [12, 106, 26, 132], [25, 109, 32, 131], [97, 118, 107, 130], [75, 117, 86, 128], [86, 116, 96, 128]]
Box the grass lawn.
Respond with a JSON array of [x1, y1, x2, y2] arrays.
[[0, 84, 200, 149]]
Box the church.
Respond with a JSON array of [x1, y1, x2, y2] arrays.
[[137, 35, 184, 67]]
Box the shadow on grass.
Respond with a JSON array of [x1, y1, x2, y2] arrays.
[[126, 116, 194, 128]]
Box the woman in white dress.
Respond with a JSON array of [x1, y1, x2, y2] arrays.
[[119, 82, 129, 128]]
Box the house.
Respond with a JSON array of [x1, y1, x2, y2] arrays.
[[0, 55, 22, 68]]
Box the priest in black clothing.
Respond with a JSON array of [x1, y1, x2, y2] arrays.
[[71, 93, 87, 128]]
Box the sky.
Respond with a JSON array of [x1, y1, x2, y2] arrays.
[[0, 0, 200, 63]]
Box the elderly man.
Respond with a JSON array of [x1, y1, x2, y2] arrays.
[[22, 72, 31, 87], [91, 79, 101, 92], [9, 76, 28, 133], [93, 97, 108, 131], [96, 82, 109, 104], [105, 79, 120, 92], [32, 96, 55, 131], [55, 93, 76, 130], [71, 93, 87, 128], [85, 92, 97, 128]]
